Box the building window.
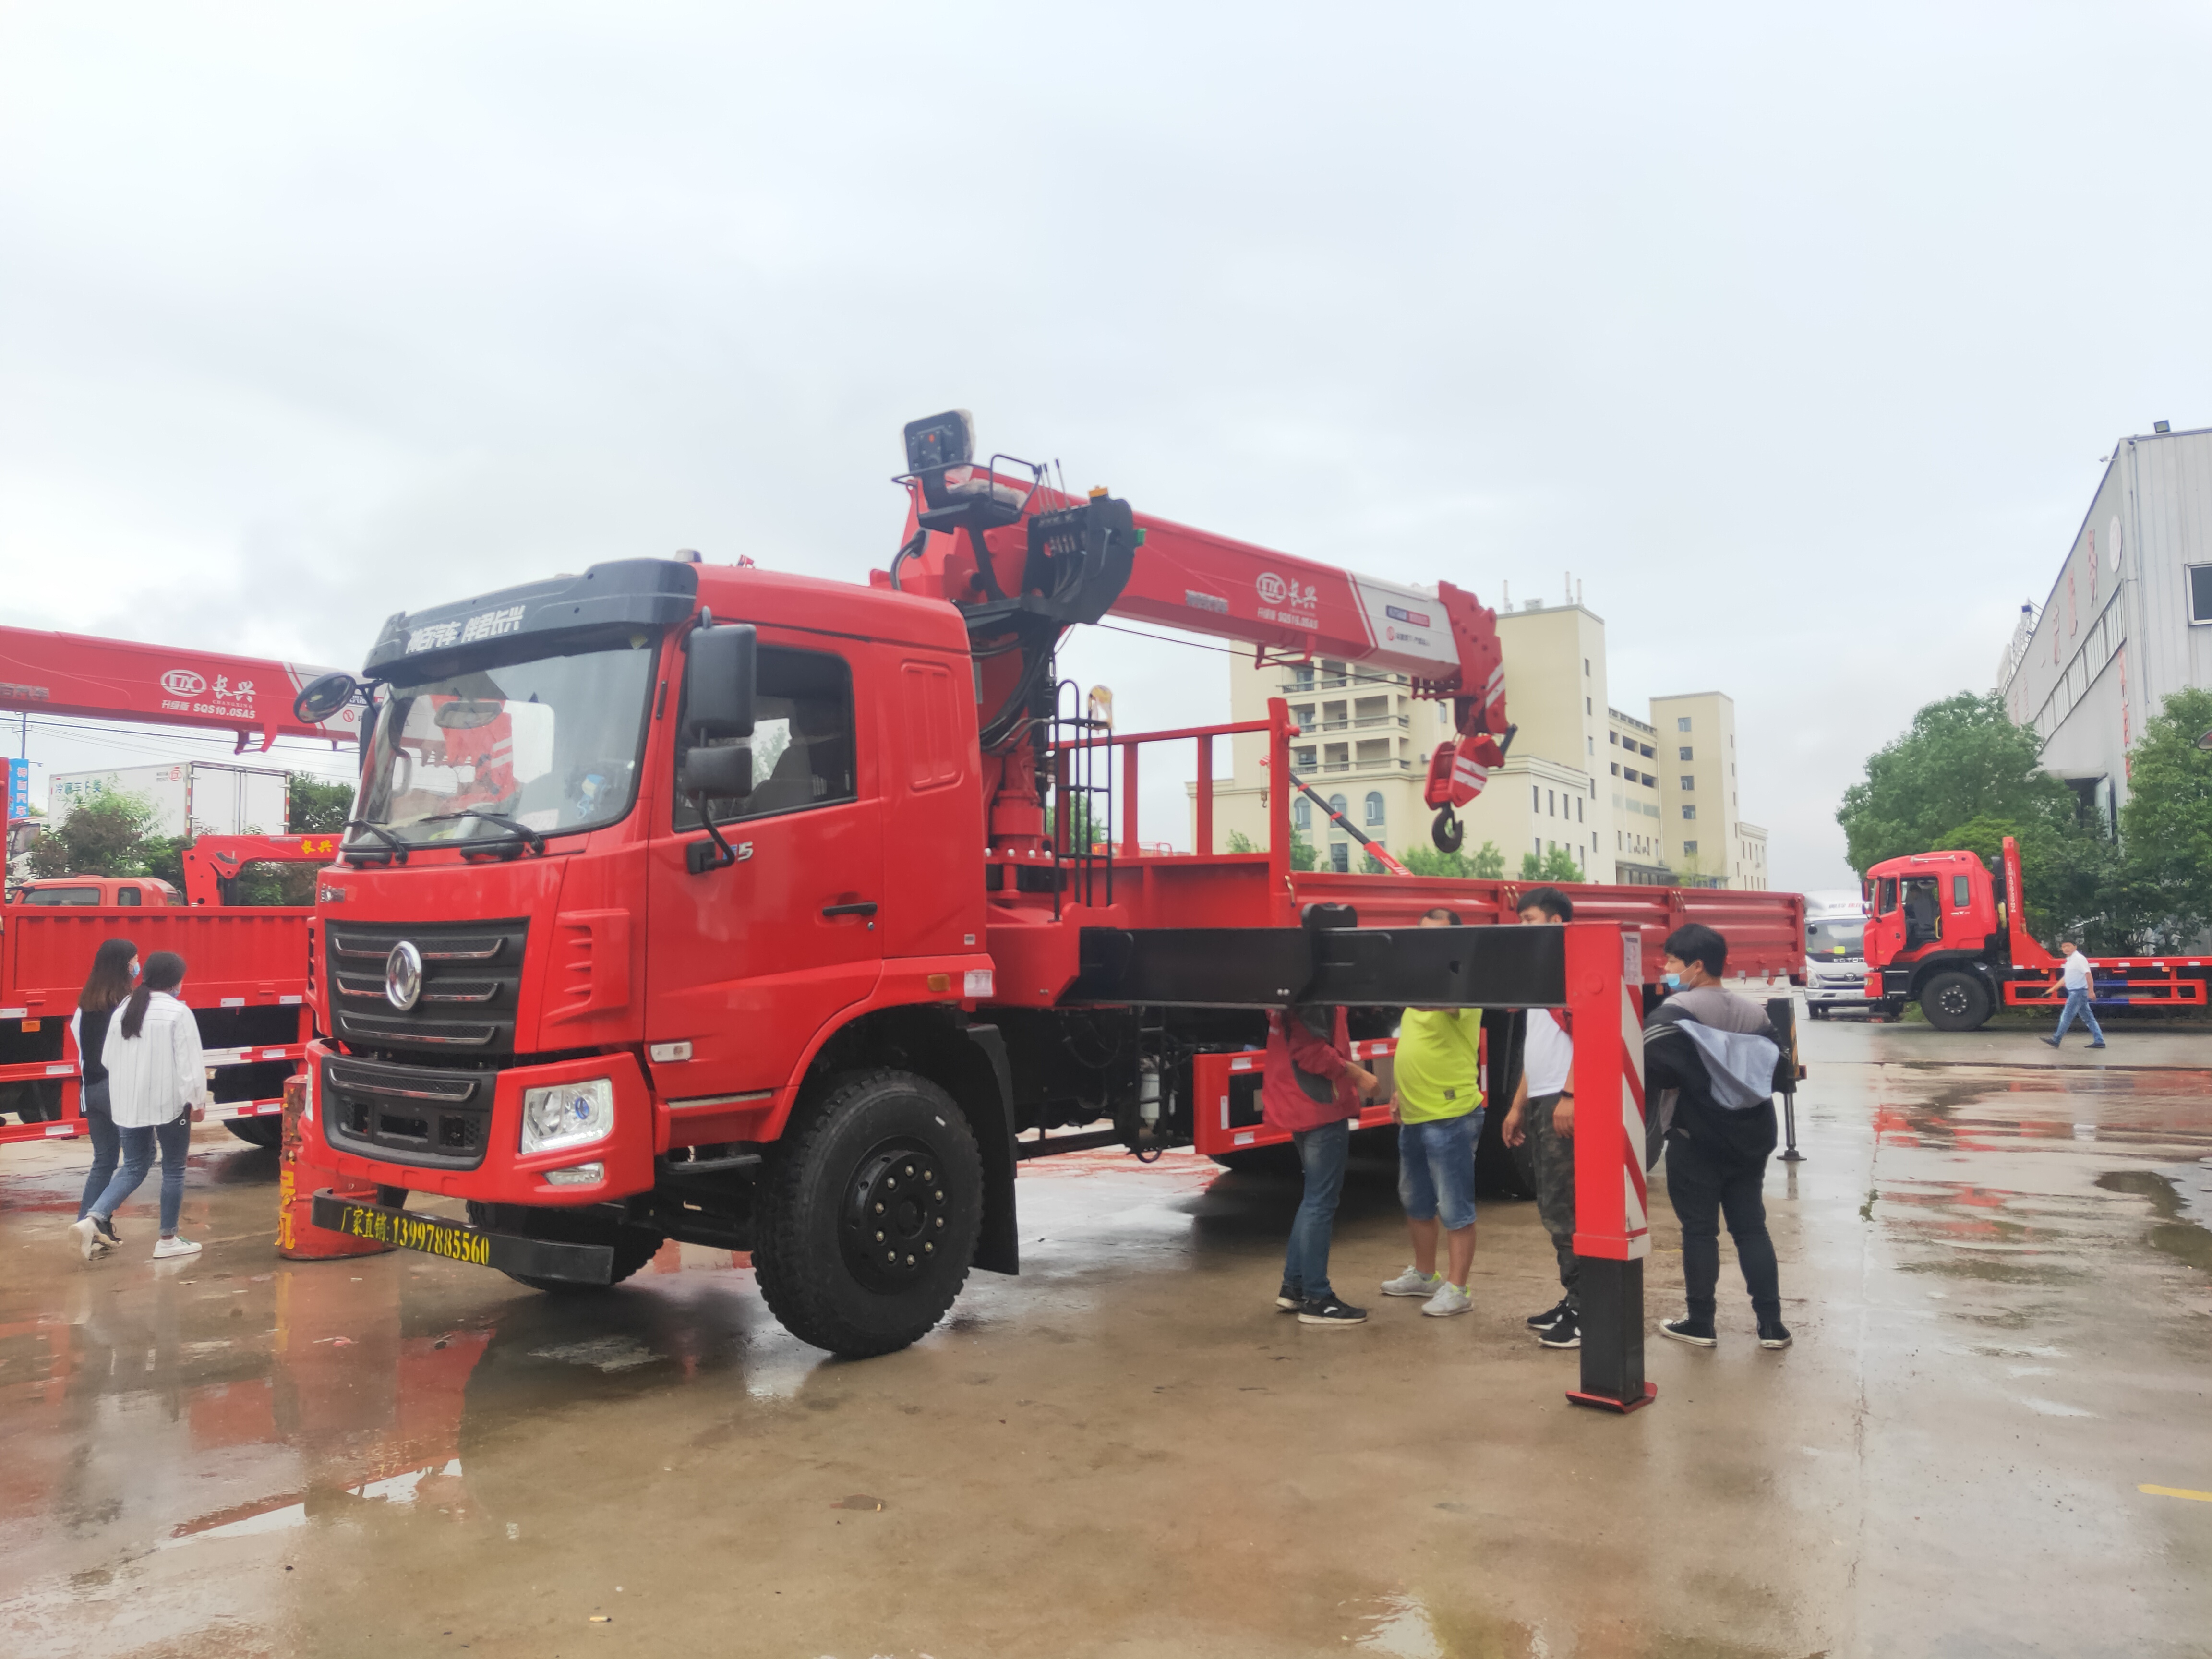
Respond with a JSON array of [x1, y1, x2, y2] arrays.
[[1611, 762, 1619, 776], [1677, 717, 1691, 731], [1678, 746, 1693, 761], [1682, 805, 1696, 820], [1586, 697, 1592, 714], [1294, 798, 1311, 831], [1683, 839, 1697, 853], [1294, 747, 1316, 769], [1575, 797, 1584, 822], [2190, 565, 2212, 624], [1609, 731, 1619, 745], [1680, 776, 1695, 791], [1547, 790, 1555, 816], [1531, 785, 1540, 812], [1329, 842, 1350, 873], [1294, 665, 1314, 690], [1587, 736, 1595, 755], [1639, 743, 1654, 758], [1327, 793, 1347, 825], [1363, 791, 1385, 827]]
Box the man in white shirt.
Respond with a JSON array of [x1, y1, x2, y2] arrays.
[[1500, 887, 1581, 1350], [2041, 941, 2106, 1049]]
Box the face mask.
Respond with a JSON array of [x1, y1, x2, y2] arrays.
[[130, 962, 141, 980], [1662, 972, 1682, 989]]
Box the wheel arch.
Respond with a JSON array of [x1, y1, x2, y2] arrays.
[[796, 1005, 1019, 1276], [1907, 952, 1997, 1003]]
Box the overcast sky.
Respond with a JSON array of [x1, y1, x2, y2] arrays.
[[6, 2, 2210, 888]]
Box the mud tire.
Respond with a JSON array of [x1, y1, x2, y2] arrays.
[[223, 1117, 283, 1148], [1921, 971, 1992, 1032], [752, 1068, 982, 1358]]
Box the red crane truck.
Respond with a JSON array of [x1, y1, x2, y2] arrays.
[[1860, 834, 2210, 1029], [0, 627, 357, 1145], [299, 413, 1803, 1409]]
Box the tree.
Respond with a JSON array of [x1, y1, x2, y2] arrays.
[[289, 773, 354, 833], [2116, 686, 2212, 944], [1518, 845, 1584, 884], [1837, 692, 2077, 871], [1400, 840, 1506, 879], [25, 792, 164, 879]]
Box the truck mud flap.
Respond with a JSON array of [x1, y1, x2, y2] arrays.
[[309, 1191, 614, 1283]]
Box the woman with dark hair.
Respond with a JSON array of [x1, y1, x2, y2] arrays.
[[67, 938, 140, 1255], [69, 951, 208, 1261]]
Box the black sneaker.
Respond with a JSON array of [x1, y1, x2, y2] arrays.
[[1298, 1295, 1368, 1326], [2040, 1036, 2060, 1047], [1525, 1298, 1571, 1330], [1276, 1284, 1303, 1311], [94, 1217, 121, 1246], [1757, 1317, 1793, 1350], [1660, 1316, 1717, 1347], [1537, 1311, 1580, 1349]]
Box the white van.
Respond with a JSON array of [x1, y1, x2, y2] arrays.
[[1803, 888, 1872, 1018]]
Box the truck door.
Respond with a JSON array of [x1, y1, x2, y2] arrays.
[[646, 637, 884, 1101], [1866, 875, 1902, 964]]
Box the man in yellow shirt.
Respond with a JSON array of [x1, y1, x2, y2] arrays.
[[1379, 909, 1485, 1317]]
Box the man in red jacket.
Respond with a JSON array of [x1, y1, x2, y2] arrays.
[[1264, 1003, 1382, 1324]]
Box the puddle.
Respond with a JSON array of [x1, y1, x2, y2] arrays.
[[2095, 1169, 2212, 1274]]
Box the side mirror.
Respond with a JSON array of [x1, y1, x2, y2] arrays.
[[684, 624, 757, 742], [295, 672, 360, 724], [680, 744, 754, 801]]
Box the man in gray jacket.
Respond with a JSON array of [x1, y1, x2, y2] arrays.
[[1645, 924, 1791, 1351]]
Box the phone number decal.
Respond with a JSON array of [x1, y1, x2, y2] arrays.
[[341, 1207, 492, 1265]]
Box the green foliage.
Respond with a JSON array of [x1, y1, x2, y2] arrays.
[[288, 773, 355, 833], [1400, 840, 1506, 880], [1289, 833, 1317, 872], [2116, 686, 2212, 944], [25, 792, 164, 878], [1837, 692, 2076, 871], [1517, 845, 1585, 884], [1225, 830, 1258, 854]]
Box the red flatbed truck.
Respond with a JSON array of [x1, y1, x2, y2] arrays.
[[299, 414, 1801, 1408], [1860, 834, 2209, 1029], [0, 626, 356, 1145]]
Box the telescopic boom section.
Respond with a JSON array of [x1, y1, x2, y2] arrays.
[[884, 413, 1508, 855], [0, 625, 357, 752]]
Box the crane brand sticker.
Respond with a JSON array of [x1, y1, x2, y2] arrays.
[[407, 604, 528, 654], [1255, 572, 1318, 609], [158, 668, 258, 720]]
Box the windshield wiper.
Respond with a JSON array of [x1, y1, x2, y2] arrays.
[[407, 810, 547, 856], [342, 820, 410, 865]]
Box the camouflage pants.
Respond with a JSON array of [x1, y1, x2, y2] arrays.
[[1525, 1093, 1580, 1312]]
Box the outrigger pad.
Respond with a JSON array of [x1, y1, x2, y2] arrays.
[[1069, 925, 1567, 1010]]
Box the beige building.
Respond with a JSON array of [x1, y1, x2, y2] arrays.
[[1198, 597, 1768, 888]]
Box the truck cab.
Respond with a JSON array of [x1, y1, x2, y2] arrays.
[[10, 875, 184, 907], [1860, 849, 2004, 1028], [1802, 889, 1871, 1019]]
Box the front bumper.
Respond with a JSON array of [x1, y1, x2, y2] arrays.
[[309, 1191, 613, 1284], [308, 1041, 653, 1205]]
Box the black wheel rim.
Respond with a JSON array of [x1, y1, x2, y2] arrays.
[[840, 1136, 952, 1293]]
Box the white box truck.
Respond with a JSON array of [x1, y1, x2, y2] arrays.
[[1803, 888, 1873, 1018], [48, 762, 290, 837]]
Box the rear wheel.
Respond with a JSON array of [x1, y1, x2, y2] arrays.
[[752, 1069, 983, 1358], [224, 1118, 283, 1149], [1921, 971, 1992, 1032]]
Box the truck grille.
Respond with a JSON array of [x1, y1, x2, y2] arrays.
[[320, 1054, 494, 1170], [326, 918, 529, 1057]]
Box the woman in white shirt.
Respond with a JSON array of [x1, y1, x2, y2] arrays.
[[69, 951, 208, 1261]]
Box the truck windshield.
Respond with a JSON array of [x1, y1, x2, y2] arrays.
[[1806, 918, 1864, 959], [353, 638, 657, 846]]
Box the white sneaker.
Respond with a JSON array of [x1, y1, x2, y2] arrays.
[[1421, 1281, 1473, 1318], [68, 1217, 98, 1261], [152, 1235, 203, 1260], [1381, 1265, 1441, 1298]]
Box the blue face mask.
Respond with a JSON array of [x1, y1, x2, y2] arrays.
[[1662, 972, 1682, 989]]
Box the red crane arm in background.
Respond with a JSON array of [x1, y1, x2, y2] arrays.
[[883, 433, 1509, 854], [0, 626, 357, 754], [180, 834, 346, 906]]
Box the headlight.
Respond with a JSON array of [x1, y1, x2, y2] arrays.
[[521, 1077, 614, 1154]]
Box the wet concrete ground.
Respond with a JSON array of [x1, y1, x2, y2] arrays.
[[1, 1019, 2209, 1658]]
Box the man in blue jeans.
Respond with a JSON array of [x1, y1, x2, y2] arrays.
[[2042, 941, 2107, 1049], [1379, 908, 1486, 1317], [1262, 1002, 1381, 1325]]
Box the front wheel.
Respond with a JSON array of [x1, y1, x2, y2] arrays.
[[1921, 971, 1993, 1032], [752, 1069, 983, 1358], [224, 1117, 283, 1148]]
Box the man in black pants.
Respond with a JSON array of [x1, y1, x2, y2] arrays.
[[1645, 923, 1791, 1351]]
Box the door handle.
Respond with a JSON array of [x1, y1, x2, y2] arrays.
[[821, 901, 879, 918]]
